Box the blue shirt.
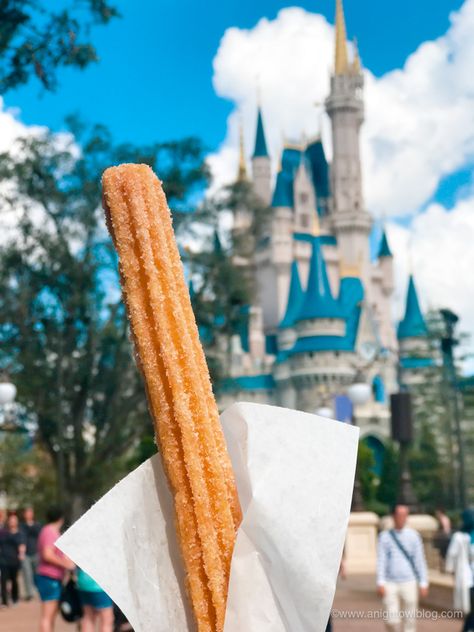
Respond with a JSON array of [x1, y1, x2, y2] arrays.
[[377, 528, 428, 588], [77, 568, 103, 593]]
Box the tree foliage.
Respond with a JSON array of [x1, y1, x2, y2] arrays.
[[409, 421, 448, 512], [0, 434, 57, 518], [0, 1, 119, 92], [0, 121, 208, 517]]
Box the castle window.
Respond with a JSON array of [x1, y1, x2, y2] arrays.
[[300, 192, 309, 204], [300, 214, 310, 228]]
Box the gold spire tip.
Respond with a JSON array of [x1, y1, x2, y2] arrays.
[[335, 0, 349, 75], [237, 120, 247, 182]]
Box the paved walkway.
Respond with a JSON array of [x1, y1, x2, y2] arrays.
[[0, 575, 463, 631], [332, 574, 461, 631], [0, 599, 70, 632]]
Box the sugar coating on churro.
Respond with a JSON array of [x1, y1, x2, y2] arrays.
[[102, 164, 242, 632]]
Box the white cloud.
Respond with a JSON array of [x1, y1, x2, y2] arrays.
[[0, 97, 48, 243], [207, 8, 336, 193], [0, 98, 80, 247], [387, 197, 474, 327], [0, 99, 44, 153], [209, 1, 474, 218]]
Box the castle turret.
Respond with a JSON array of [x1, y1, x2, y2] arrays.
[[278, 260, 304, 351], [378, 228, 394, 295], [298, 238, 343, 321], [398, 275, 427, 340], [237, 121, 248, 183], [252, 107, 272, 206], [293, 156, 317, 232], [325, 0, 372, 284], [375, 227, 396, 350], [398, 275, 433, 385], [232, 122, 253, 236], [284, 236, 353, 411]]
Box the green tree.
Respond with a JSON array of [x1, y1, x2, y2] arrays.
[[357, 440, 376, 504], [0, 434, 57, 518], [0, 1, 118, 92], [409, 421, 447, 512], [0, 121, 208, 518], [377, 440, 399, 509]]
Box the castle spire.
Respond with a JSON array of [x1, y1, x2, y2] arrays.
[[297, 237, 344, 321], [237, 121, 247, 182], [253, 106, 269, 158], [397, 275, 428, 339], [279, 261, 304, 329], [378, 227, 392, 258], [334, 0, 349, 75]]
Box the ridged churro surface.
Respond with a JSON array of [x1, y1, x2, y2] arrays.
[[102, 164, 242, 632]]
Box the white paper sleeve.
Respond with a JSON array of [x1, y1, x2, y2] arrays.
[[57, 402, 359, 632]]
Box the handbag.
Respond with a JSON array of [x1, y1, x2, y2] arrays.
[[59, 578, 83, 623]]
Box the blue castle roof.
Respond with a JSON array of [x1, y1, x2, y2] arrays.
[[270, 140, 330, 215], [279, 261, 304, 329], [306, 139, 330, 215], [290, 276, 364, 356], [253, 107, 269, 158], [397, 275, 428, 339], [297, 237, 344, 321], [271, 168, 294, 207], [378, 228, 392, 258]]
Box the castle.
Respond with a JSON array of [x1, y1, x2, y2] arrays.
[[218, 0, 434, 455]]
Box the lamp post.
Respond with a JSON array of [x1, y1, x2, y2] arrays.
[[390, 392, 418, 511], [347, 371, 372, 511], [440, 309, 466, 509]]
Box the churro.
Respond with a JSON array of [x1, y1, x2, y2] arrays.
[[102, 164, 242, 632]]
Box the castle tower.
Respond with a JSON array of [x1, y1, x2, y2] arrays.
[[325, 0, 372, 284], [232, 122, 253, 237], [398, 275, 433, 386], [237, 121, 248, 183], [293, 155, 317, 232], [278, 259, 304, 352], [288, 236, 353, 412], [251, 106, 272, 206], [377, 228, 396, 350]]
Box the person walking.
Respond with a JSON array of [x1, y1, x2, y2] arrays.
[[0, 513, 26, 607], [36, 506, 75, 632], [20, 506, 42, 600], [377, 504, 429, 632], [446, 508, 474, 631], [436, 507, 452, 536], [77, 568, 114, 632]]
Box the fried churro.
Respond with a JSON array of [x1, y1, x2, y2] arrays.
[[102, 164, 241, 632]]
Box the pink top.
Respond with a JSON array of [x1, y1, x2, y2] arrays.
[[37, 525, 65, 580]]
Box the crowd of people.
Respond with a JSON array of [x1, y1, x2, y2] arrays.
[[0, 505, 132, 632]]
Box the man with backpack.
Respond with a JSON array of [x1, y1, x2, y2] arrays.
[[377, 504, 429, 632]]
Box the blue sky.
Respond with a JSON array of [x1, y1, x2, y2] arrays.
[[4, 0, 464, 152]]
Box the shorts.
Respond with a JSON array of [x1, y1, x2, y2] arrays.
[[79, 589, 113, 609], [35, 575, 62, 602]]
